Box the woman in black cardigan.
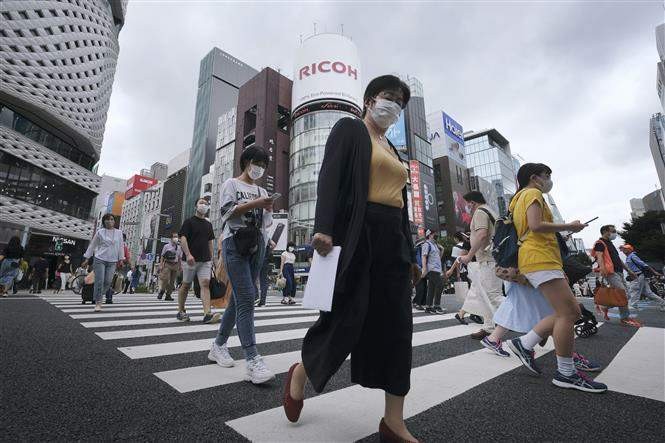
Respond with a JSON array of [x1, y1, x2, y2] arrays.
[[283, 75, 421, 443]]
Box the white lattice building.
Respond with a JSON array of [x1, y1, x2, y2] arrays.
[[0, 0, 127, 243]]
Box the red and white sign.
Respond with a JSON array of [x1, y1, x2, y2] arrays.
[[409, 161, 424, 228], [292, 33, 362, 112], [125, 174, 158, 200]]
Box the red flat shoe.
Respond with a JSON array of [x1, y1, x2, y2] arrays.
[[379, 418, 419, 443], [283, 363, 304, 423]]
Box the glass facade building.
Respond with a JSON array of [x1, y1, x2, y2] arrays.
[[184, 49, 257, 221], [289, 111, 348, 244], [464, 129, 517, 216]]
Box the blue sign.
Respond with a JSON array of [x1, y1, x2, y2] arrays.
[[442, 112, 464, 146], [386, 111, 407, 149]]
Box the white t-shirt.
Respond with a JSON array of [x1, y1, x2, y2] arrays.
[[281, 250, 296, 265], [219, 178, 273, 242]]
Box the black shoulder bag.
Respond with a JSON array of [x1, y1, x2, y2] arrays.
[[229, 185, 263, 257]]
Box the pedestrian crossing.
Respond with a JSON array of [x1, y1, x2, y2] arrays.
[[37, 292, 664, 442]]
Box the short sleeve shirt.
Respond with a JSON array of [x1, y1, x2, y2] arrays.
[[422, 240, 443, 274], [509, 188, 562, 273], [178, 216, 214, 262], [219, 178, 273, 243], [470, 205, 496, 262], [593, 240, 623, 273]]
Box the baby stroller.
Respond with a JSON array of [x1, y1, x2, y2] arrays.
[[574, 303, 598, 338]]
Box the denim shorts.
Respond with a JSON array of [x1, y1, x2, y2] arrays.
[[182, 261, 212, 284]]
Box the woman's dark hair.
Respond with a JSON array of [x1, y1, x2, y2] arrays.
[[7, 236, 21, 249], [463, 191, 486, 204], [361, 75, 411, 118], [239, 145, 270, 171], [101, 213, 115, 225], [287, 241, 296, 249], [516, 163, 552, 190]]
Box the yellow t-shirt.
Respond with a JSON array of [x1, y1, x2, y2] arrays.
[[367, 138, 407, 209], [508, 188, 562, 273]]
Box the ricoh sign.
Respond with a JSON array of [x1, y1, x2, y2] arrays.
[[292, 33, 363, 113]]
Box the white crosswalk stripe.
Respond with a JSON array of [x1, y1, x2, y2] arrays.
[[37, 292, 662, 442]]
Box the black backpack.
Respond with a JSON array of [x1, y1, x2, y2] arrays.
[[492, 213, 530, 285]]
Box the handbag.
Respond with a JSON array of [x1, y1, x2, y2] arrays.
[[594, 281, 627, 308], [211, 262, 232, 308], [276, 277, 287, 290]]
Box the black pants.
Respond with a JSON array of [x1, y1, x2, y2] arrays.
[[426, 271, 443, 307], [122, 279, 131, 294], [414, 277, 428, 305], [302, 202, 413, 396]]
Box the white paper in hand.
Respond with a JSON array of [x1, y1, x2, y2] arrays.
[[303, 246, 341, 312]]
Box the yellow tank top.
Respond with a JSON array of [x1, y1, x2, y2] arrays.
[[367, 138, 407, 208]]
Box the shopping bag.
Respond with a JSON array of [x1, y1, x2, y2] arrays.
[[453, 281, 468, 304], [211, 261, 232, 309], [594, 286, 627, 308], [276, 277, 287, 289]]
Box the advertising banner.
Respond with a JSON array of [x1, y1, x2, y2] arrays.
[[386, 111, 407, 151], [420, 168, 438, 232], [267, 212, 289, 252], [292, 33, 363, 112], [409, 161, 424, 227], [428, 110, 465, 166], [125, 175, 158, 200]]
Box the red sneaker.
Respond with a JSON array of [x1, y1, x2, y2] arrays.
[[620, 318, 642, 328]]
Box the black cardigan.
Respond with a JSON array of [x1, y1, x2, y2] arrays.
[[313, 117, 416, 294]]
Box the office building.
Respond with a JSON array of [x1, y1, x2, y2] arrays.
[[157, 166, 188, 243], [642, 188, 665, 212], [388, 75, 436, 236], [288, 33, 362, 244], [234, 67, 292, 213], [545, 193, 565, 224], [184, 48, 257, 221], [120, 182, 163, 265], [630, 198, 646, 219], [149, 162, 168, 181], [463, 128, 517, 216], [656, 23, 664, 112], [168, 148, 190, 176], [91, 174, 127, 223], [210, 109, 237, 238], [0, 0, 127, 258], [650, 113, 665, 192]]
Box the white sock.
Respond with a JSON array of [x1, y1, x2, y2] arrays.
[[557, 355, 575, 376], [519, 330, 542, 351]]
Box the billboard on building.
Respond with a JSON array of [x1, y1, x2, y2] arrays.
[[292, 33, 362, 112], [267, 212, 289, 252], [409, 161, 424, 229], [125, 175, 158, 200], [420, 168, 438, 232], [106, 191, 125, 216], [386, 111, 407, 151], [428, 110, 465, 165]]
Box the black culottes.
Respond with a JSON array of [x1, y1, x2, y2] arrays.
[[302, 202, 413, 396]]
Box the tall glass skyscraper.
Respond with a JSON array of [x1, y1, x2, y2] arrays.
[[0, 0, 127, 255], [184, 48, 256, 219], [463, 129, 517, 216]]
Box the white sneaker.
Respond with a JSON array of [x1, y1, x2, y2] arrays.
[[245, 356, 275, 384], [94, 303, 102, 312], [208, 342, 235, 367]]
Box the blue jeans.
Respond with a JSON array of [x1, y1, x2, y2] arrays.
[[259, 255, 270, 304], [215, 236, 265, 360], [93, 258, 116, 303], [282, 263, 296, 299]]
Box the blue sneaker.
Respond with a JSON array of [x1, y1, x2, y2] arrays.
[[507, 338, 542, 375], [176, 311, 190, 322], [573, 352, 602, 372], [481, 337, 510, 357], [552, 370, 607, 393]]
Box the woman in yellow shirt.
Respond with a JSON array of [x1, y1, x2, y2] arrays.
[[506, 163, 607, 393]]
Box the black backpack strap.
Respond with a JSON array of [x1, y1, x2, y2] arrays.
[[477, 207, 496, 226]]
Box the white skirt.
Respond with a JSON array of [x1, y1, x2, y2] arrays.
[[493, 282, 554, 333]]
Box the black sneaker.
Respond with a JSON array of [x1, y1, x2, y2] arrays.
[[157, 291, 164, 300], [425, 307, 439, 314], [203, 312, 221, 324], [413, 304, 425, 311], [105, 299, 113, 304], [176, 311, 190, 322], [455, 313, 468, 325], [552, 370, 607, 393], [164, 295, 174, 301], [469, 314, 484, 324], [507, 338, 542, 375]]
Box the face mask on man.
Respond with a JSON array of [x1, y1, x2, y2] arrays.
[[609, 233, 618, 241], [369, 98, 401, 129], [197, 203, 210, 214], [171, 237, 178, 244], [248, 164, 265, 181]]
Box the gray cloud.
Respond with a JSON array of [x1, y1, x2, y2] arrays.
[[100, 1, 663, 248]]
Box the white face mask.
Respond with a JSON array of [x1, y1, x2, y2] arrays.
[[171, 238, 178, 244], [196, 204, 209, 214], [288, 247, 294, 252], [609, 233, 618, 241], [248, 164, 265, 180], [534, 176, 553, 194], [369, 98, 401, 129]]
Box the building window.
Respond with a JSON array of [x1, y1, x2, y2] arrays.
[[277, 105, 290, 133], [0, 103, 96, 170], [0, 152, 95, 219]]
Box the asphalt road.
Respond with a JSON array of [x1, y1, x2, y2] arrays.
[[1, 291, 663, 442]]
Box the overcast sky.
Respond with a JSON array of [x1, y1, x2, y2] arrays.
[[99, 0, 664, 248]]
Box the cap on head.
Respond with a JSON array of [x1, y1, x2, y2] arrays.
[[620, 244, 634, 253]]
